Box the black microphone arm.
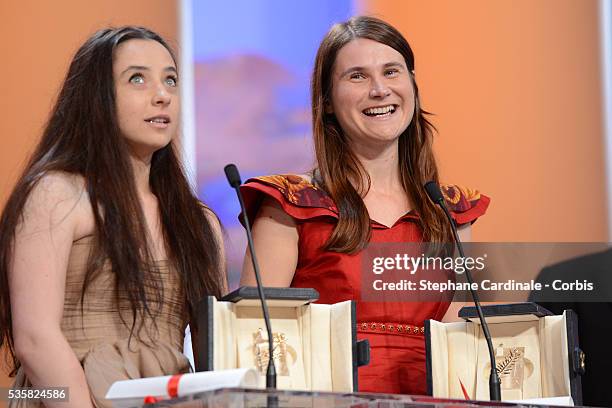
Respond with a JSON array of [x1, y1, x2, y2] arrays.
[[424, 181, 501, 401], [224, 164, 277, 389]]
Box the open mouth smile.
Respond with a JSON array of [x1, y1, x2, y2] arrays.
[[144, 115, 171, 128], [362, 104, 397, 117], [145, 115, 170, 124]]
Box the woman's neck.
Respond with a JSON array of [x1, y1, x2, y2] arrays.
[[129, 153, 153, 199], [351, 140, 403, 194]]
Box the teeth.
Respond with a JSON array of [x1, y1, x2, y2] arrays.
[[148, 118, 168, 123], [363, 105, 396, 116]]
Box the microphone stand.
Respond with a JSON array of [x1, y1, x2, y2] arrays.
[[425, 182, 501, 401], [225, 164, 277, 390]]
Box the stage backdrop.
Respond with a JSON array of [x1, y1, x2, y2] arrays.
[[0, 0, 608, 393], [189, 1, 609, 289], [191, 0, 357, 286]]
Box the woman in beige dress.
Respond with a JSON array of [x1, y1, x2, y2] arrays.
[[0, 27, 226, 407]]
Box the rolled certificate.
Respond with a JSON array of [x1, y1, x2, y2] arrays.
[[106, 368, 259, 407]]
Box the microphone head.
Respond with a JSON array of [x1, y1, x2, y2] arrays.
[[424, 181, 444, 204], [224, 164, 242, 188]]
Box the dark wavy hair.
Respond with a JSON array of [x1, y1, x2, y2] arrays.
[[0, 26, 225, 375], [311, 16, 453, 253]]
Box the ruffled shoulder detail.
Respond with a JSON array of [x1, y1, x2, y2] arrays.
[[240, 174, 338, 225], [440, 184, 490, 226], [253, 175, 336, 210]]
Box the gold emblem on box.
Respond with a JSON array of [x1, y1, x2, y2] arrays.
[[252, 328, 297, 376], [483, 344, 535, 396]]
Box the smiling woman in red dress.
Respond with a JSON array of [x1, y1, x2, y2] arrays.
[[239, 16, 489, 396]]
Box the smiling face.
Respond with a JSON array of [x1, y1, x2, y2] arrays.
[[329, 38, 415, 150], [113, 39, 179, 159]]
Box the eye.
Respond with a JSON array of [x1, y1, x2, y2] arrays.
[[165, 75, 178, 87], [129, 73, 145, 84], [349, 72, 366, 80], [385, 68, 400, 77]]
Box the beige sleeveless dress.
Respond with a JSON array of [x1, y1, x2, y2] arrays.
[[11, 237, 191, 407]]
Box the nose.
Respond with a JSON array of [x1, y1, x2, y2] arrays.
[[369, 76, 391, 98], [152, 85, 171, 106]]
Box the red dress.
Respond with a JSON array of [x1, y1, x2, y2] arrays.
[[241, 175, 490, 395]]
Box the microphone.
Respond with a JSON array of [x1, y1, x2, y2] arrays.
[[424, 181, 501, 401], [224, 164, 277, 389]]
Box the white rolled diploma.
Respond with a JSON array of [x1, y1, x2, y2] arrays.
[[106, 368, 259, 407]]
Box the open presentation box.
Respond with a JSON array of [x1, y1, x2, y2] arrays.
[[425, 303, 584, 405], [195, 287, 370, 392]]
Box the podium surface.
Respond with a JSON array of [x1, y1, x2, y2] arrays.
[[137, 387, 577, 407]]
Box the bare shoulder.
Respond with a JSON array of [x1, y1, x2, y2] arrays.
[[30, 171, 84, 197], [199, 203, 223, 240], [23, 171, 94, 240], [257, 197, 297, 228], [200, 203, 220, 226], [25, 171, 86, 217]]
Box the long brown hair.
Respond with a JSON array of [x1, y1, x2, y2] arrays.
[[311, 16, 453, 253], [0, 27, 224, 375]]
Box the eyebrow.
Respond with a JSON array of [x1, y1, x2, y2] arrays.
[[120, 65, 178, 76], [339, 61, 405, 78]]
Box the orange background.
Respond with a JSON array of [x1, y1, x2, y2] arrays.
[[0, 0, 178, 396], [362, 0, 608, 242], [0, 0, 607, 394]]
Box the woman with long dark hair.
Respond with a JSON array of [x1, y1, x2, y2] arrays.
[[239, 16, 489, 395], [0, 27, 225, 407]]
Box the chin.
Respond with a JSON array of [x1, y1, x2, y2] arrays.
[[367, 129, 403, 141], [152, 143, 172, 152], [127, 140, 173, 159], [152, 140, 174, 153]]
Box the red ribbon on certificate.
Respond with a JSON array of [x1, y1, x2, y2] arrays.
[[167, 374, 183, 398]]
